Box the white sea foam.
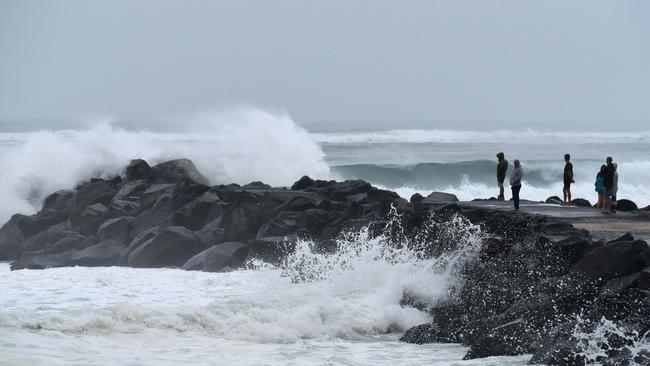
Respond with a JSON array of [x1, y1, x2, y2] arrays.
[[0, 108, 330, 223], [0, 215, 505, 365], [312, 128, 650, 145]]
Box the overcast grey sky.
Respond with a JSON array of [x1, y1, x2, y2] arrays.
[[1, 0, 649, 124]]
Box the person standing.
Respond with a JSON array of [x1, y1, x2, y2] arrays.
[[496, 152, 509, 201], [602, 157, 615, 214], [611, 162, 619, 208], [510, 159, 523, 210], [595, 165, 606, 211], [563, 154, 574, 204]]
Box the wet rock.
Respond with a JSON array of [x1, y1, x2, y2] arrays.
[[69, 239, 125, 267], [97, 217, 133, 243], [291, 175, 316, 190], [242, 181, 272, 190], [70, 180, 116, 218], [171, 191, 220, 230], [152, 159, 209, 186], [15, 210, 67, 237], [424, 192, 459, 203], [410, 193, 424, 203], [241, 236, 297, 265], [125, 159, 154, 181], [113, 180, 148, 202], [42, 190, 75, 213], [193, 217, 225, 247], [75, 203, 109, 235], [0, 215, 26, 260], [615, 199, 638, 212], [327, 180, 372, 201], [182, 241, 247, 272], [573, 240, 649, 281], [546, 196, 563, 204], [127, 226, 204, 268], [10, 250, 74, 270], [118, 227, 159, 266], [399, 323, 441, 344], [463, 319, 539, 359], [571, 198, 592, 207], [108, 200, 141, 217]]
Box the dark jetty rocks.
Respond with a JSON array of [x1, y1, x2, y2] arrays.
[[1, 158, 649, 365]]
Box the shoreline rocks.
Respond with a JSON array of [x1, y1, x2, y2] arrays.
[[0, 157, 648, 364]]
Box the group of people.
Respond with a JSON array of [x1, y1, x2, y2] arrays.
[[496, 152, 523, 210], [594, 157, 619, 214], [495, 153, 619, 213]]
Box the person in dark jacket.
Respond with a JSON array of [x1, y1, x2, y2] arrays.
[[602, 156, 615, 214], [595, 164, 606, 211], [510, 159, 523, 210], [496, 152, 508, 201], [563, 154, 574, 204]]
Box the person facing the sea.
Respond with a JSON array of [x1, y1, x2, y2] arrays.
[[602, 157, 616, 214], [510, 159, 523, 210], [496, 152, 508, 201], [563, 154, 574, 204], [611, 162, 619, 206], [595, 164, 606, 211]]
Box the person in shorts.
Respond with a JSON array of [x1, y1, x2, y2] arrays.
[[563, 154, 574, 204]]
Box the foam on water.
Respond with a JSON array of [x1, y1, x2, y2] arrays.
[[0, 214, 507, 366], [0, 108, 330, 223]]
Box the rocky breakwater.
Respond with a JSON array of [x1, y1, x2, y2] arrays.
[[1, 158, 649, 364], [400, 205, 650, 364], [0, 158, 405, 272]]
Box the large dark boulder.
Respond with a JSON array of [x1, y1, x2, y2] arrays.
[[127, 226, 204, 268], [171, 180, 210, 209], [0, 215, 26, 260], [42, 190, 74, 213], [571, 198, 592, 207], [125, 159, 154, 181], [193, 217, 225, 247], [222, 201, 262, 241], [573, 240, 649, 281], [327, 180, 372, 201], [291, 175, 316, 190], [15, 210, 67, 237], [75, 203, 109, 235], [242, 181, 272, 190], [97, 217, 133, 243], [21, 223, 71, 253], [70, 180, 116, 218], [108, 200, 141, 217], [118, 227, 159, 266], [423, 192, 459, 204], [399, 323, 442, 344], [546, 196, 563, 204], [410, 193, 424, 203], [10, 250, 74, 270], [616, 199, 638, 212], [113, 180, 148, 202], [241, 236, 297, 265], [69, 239, 125, 267], [152, 159, 209, 186], [463, 319, 540, 359], [182, 241, 247, 272], [171, 191, 221, 230]]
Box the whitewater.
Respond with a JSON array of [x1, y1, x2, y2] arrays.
[[1, 110, 649, 365]]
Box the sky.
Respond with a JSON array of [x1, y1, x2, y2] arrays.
[[1, 0, 649, 125]]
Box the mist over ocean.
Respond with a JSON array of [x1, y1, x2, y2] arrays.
[[1, 111, 649, 225]]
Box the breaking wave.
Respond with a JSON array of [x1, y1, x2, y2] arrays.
[[0, 108, 330, 223]]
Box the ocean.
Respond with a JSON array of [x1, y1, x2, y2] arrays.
[[0, 109, 648, 365]]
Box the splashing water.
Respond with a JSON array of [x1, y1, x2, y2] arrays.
[[571, 315, 650, 364], [281, 206, 485, 306]]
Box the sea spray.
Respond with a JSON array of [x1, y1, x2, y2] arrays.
[[0, 108, 330, 223], [566, 315, 650, 364], [280, 206, 485, 306]]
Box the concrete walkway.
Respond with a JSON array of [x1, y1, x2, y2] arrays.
[[458, 199, 650, 241]]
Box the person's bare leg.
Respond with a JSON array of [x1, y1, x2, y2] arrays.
[[498, 183, 504, 200], [567, 187, 571, 203]]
